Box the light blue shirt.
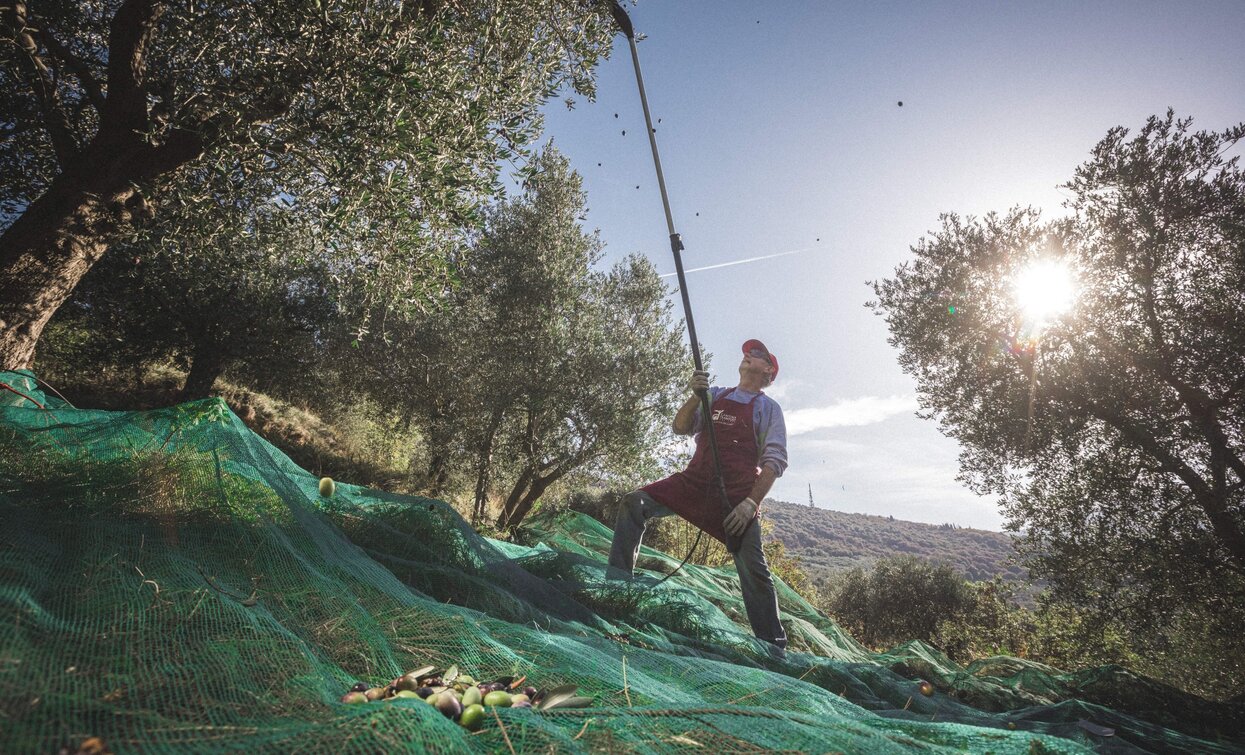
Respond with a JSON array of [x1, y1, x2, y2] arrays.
[[691, 386, 788, 477]]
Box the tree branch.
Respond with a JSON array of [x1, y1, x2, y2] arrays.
[[1131, 238, 1245, 485], [1092, 335, 1245, 492], [36, 22, 106, 113], [143, 127, 205, 177], [1214, 371, 1245, 410], [1060, 377, 1209, 499], [101, 0, 164, 138], [1047, 374, 1245, 570], [10, 17, 79, 168]]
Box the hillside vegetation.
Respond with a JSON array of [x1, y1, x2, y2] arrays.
[[762, 500, 1027, 585]]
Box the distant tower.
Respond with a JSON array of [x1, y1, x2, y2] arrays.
[[808, 483, 814, 508]]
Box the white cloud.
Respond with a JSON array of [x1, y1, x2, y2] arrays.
[[784, 395, 919, 436], [759, 377, 807, 403]]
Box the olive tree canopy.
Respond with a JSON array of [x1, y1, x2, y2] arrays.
[[871, 112, 1245, 626], [0, 0, 614, 368]]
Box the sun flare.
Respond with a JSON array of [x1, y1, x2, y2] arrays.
[[1014, 260, 1075, 324]]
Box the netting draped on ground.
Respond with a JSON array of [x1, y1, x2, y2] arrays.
[[1, 371, 1240, 753]]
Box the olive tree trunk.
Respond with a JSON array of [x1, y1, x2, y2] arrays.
[[0, 0, 200, 370], [0, 147, 174, 369]]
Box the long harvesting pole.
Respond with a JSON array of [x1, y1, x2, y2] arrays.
[[605, 1, 745, 553]]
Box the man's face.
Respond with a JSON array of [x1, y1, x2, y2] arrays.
[[739, 348, 774, 382]]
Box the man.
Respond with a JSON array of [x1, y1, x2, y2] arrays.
[[608, 339, 789, 655]]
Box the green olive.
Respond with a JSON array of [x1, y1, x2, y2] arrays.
[[459, 703, 485, 731]]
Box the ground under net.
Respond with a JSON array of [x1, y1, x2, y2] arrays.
[[1, 370, 1241, 754]]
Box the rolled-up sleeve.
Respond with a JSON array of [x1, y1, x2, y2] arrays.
[[755, 398, 788, 476]]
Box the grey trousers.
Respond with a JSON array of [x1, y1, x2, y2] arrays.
[[607, 490, 788, 650]]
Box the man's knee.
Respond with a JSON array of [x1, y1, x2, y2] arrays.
[[616, 490, 648, 528]]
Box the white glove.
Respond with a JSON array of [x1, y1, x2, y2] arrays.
[[724, 497, 758, 537], [688, 370, 710, 395]]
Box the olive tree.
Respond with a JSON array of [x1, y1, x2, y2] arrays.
[[871, 112, 1245, 630], [337, 148, 689, 526], [454, 148, 687, 529], [0, 0, 614, 369]]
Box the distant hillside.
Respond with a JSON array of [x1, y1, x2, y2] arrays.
[[762, 499, 1028, 586]]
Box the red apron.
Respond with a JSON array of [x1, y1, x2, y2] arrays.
[[643, 388, 761, 544]]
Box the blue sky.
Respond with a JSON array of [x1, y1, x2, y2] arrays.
[[534, 0, 1245, 530]]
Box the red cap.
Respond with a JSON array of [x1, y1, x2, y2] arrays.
[[742, 339, 779, 382]]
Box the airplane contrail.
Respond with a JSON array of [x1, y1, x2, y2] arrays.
[[658, 246, 812, 278]]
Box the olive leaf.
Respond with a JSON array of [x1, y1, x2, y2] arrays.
[[535, 684, 579, 711], [541, 695, 594, 710], [443, 665, 459, 684]]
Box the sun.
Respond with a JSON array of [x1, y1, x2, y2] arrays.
[[1014, 260, 1075, 324]]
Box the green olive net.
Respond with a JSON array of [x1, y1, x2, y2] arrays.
[[1, 371, 1240, 754]]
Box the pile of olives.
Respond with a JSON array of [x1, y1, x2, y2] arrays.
[[339, 664, 592, 731]]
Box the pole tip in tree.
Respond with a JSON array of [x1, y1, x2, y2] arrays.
[[606, 1, 635, 39]]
